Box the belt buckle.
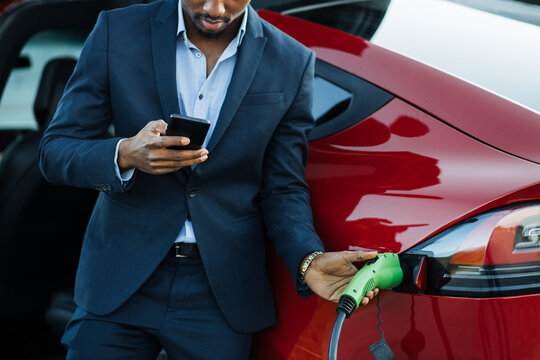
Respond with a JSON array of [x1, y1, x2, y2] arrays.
[[174, 244, 188, 258]]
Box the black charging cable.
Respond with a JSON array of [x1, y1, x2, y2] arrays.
[[329, 294, 395, 360], [328, 295, 356, 360]]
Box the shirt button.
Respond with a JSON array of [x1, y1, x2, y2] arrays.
[[188, 188, 197, 198], [195, 52, 202, 58], [198, 94, 204, 100]]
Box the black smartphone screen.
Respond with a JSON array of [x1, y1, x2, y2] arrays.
[[166, 114, 210, 150]]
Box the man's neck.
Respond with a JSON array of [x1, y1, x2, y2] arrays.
[[183, 11, 244, 77]]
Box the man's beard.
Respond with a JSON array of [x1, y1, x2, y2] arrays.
[[193, 13, 231, 39]]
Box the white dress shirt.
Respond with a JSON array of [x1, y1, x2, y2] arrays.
[[115, 4, 248, 244]]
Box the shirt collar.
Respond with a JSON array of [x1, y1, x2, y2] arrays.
[[177, 3, 248, 47]]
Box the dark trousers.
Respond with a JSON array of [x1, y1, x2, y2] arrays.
[[61, 255, 253, 359]]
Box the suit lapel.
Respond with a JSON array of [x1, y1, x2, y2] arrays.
[[151, 0, 180, 121], [151, 4, 266, 179], [206, 7, 267, 152], [151, 1, 190, 182]]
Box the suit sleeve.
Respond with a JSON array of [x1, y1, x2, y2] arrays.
[[258, 51, 325, 298], [38, 11, 131, 192]]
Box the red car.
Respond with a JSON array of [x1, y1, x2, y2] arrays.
[[253, 5, 540, 360], [0, 0, 539, 359]]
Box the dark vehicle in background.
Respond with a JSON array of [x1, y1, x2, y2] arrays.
[[0, 0, 539, 358], [0, 1, 149, 356]]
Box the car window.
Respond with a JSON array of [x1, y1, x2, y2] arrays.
[[309, 60, 393, 141], [0, 30, 86, 131], [312, 76, 352, 125]]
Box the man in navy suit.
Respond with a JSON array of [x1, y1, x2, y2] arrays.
[[39, 0, 378, 358]]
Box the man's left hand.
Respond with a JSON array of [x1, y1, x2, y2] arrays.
[[304, 251, 379, 304]]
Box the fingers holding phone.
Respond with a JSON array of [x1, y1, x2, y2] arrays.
[[150, 148, 208, 174], [118, 117, 209, 175]]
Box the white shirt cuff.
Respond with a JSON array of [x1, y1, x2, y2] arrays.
[[114, 138, 135, 182]]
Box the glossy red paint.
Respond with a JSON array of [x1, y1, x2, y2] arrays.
[[255, 261, 540, 360], [254, 10, 540, 360], [307, 98, 540, 254], [254, 97, 540, 359], [260, 10, 540, 165]]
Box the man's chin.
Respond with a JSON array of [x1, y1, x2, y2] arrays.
[[194, 25, 224, 39]]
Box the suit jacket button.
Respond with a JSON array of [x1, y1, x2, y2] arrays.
[[188, 188, 197, 198]]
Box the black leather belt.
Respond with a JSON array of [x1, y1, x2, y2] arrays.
[[169, 243, 200, 258]]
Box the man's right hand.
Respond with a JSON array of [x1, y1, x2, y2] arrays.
[[118, 120, 208, 174]]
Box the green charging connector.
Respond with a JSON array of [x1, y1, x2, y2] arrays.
[[340, 252, 403, 313], [329, 252, 404, 360]]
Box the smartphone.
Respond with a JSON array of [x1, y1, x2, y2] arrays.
[[166, 114, 210, 150]]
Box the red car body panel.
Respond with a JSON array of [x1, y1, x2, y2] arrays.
[[254, 282, 540, 360], [254, 10, 540, 360], [254, 97, 540, 359], [306, 98, 540, 254], [260, 10, 540, 165]]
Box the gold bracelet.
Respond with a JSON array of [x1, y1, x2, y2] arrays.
[[298, 250, 324, 284]]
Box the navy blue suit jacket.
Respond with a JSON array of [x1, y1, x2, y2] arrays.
[[39, 0, 323, 333]]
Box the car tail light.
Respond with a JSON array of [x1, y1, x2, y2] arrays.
[[398, 204, 540, 297]]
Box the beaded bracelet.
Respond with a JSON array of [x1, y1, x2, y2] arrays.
[[298, 250, 324, 284]]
